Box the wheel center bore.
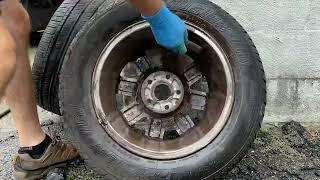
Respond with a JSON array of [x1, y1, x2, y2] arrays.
[[141, 71, 184, 114], [154, 84, 171, 101], [153, 84, 171, 101]]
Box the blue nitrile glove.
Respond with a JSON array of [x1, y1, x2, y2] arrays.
[[143, 5, 188, 55]]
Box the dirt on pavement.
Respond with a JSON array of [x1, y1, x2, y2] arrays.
[[226, 121, 320, 180], [0, 121, 319, 179]]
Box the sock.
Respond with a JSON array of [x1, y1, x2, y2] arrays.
[[18, 134, 52, 159]]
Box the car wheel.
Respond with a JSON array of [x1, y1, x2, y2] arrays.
[[60, 0, 266, 178]]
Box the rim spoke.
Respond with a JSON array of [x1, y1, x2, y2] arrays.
[[189, 77, 209, 96], [145, 49, 163, 68], [118, 80, 137, 97], [190, 94, 207, 111], [133, 117, 152, 136], [176, 115, 194, 135], [121, 103, 143, 125], [187, 109, 204, 125], [130, 111, 151, 126], [149, 119, 162, 138], [116, 94, 135, 110], [160, 117, 176, 139], [120, 62, 141, 82], [186, 40, 203, 55], [135, 57, 150, 73], [185, 115, 195, 127], [184, 64, 203, 86]]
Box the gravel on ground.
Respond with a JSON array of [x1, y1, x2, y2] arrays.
[[0, 120, 319, 180]]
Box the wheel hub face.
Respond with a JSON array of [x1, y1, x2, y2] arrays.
[[141, 71, 184, 114], [117, 52, 207, 140], [92, 21, 235, 159]]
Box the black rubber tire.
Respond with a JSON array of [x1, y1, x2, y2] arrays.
[[32, 0, 105, 114], [60, 0, 267, 179]]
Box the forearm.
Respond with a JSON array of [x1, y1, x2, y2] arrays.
[[129, 0, 163, 16]]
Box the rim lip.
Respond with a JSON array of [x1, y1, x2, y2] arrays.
[[92, 21, 235, 160]]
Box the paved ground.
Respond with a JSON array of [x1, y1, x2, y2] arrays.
[[1, 110, 319, 180], [226, 122, 320, 180]]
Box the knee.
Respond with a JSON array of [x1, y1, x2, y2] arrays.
[[0, 1, 31, 40]]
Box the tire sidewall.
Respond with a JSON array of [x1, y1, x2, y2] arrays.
[[60, 1, 265, 179]]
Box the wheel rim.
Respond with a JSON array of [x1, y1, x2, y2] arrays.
[[92, 21, 235, 159]]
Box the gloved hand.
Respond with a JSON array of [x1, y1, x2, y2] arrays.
[[143, 5, 188, 55]]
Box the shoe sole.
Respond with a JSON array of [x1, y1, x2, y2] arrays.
[[14, 156, 80, 180], [14, 162, 67, 180]]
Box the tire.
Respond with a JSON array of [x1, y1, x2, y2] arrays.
[[32, 0, 105, 114], [60, 0, 266, 179]]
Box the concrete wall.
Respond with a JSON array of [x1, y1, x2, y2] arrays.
[[211, 0, 320, 123]]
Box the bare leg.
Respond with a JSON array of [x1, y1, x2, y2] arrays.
[[1, 0, 45, 147], [0, 20, 16, 97], [0, 2, 78, 177]]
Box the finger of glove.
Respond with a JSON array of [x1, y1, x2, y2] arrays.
[[184, 29, 188, 42], [170, 43, 187, 55]]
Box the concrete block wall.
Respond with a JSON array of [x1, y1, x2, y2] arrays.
[[211, 0, 320, 123]]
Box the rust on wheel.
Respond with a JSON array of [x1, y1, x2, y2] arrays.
[[92, 21, 234, 159]]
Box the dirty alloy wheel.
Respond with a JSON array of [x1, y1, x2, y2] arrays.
[[60, 0, 266, 179]]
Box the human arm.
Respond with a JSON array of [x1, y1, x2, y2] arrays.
[[129, 0, 188, 54]]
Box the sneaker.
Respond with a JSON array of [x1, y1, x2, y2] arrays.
[[13, 140, 79, 179]]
